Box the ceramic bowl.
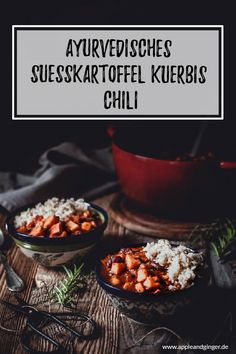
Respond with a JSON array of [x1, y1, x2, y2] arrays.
[[6, 203, 108, 267], [96, 244, 210, 324]]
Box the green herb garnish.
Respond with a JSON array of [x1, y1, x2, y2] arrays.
[[210, 218, 236, 258], [187, 218, 236, 259], [54, 263, 85, 306]]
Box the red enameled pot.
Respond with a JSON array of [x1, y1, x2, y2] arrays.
[[109, 128, 236, 217]]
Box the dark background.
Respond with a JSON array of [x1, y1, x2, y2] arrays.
[[1, 1, 234, 173]]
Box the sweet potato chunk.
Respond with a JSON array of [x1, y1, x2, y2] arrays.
[[110, 262, 126, 275], [135, 283, 145, 293], [83, 210, 91, 218], [125, 254, 140, 270], [57, 231, 68, 238], [17, 225, 27, 234], [49, 222, 63, 237], [123, 282, 133, 291], [35, 215, 44, 223], [139, 255, 148, 263], [143, 277, 161, 290], [152, 276, 160, 282], [137, 268, 148, 282], [29, 226, 44, 237], [81, 222, 92, 232], [26, 220, 35, 230], [110, 276, 121, 286], [70, 215, 81, 224], [66, 220, 80, 233], [161, 274, 169, 280], [44, 215, 59, 229], [139, 263, 146, 269]]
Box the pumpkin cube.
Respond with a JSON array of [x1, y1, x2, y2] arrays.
[[137, 268, 148, 282], [110, 276, 121, 286], [49, 222, 63, 237], [143, 277, 161, 290], [123, 282, 133, 291], [66, 220, 80, 233], [70, 215, 81, 224], [26, 220, 35, 230], [44, 215, 59, 229], [29, 226, 44, 237], [125, 254, 140, 270], [57, 231, 68, 238], [135, 283, 145, 293], [17, 225, 27, 234], [81, 222, 92, 232], [110, 262, 126, 275], [83, 210, 91, 218]]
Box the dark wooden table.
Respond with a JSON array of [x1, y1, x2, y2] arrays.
[[0, 194, 235, 354]]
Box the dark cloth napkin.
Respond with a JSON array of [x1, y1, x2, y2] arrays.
[[0, 142, 117, 212]]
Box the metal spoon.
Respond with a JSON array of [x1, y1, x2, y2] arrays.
[[0, 229, 25, 292]]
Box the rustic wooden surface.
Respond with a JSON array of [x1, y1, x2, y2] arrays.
[[0, 194, 234, 354]]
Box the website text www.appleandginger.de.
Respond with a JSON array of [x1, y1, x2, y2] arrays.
[[162, 344, 229, 351]]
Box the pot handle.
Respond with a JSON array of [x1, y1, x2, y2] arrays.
[[219, 161, 236, 169]]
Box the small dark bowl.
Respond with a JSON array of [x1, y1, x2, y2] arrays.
[[6, 203, 108, 267], [96, 243, 210, 324]]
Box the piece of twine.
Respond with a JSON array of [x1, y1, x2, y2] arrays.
[[119, 313, 184, 350], [89, 304, 185, 351]]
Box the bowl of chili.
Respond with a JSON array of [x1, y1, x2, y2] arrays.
[[6, 200, 108, 267], [96, 242, 210, 324]]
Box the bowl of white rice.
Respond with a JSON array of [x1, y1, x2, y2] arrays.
[[6, 197, 108, 267]]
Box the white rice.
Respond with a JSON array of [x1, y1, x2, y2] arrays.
[[14, 197, 90, 228], [144, 240, 203, 290]]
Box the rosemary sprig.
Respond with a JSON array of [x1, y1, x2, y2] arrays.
[[210, 218, 236, 258], [53, 263, 85, 306], [187, 217, 236, 260]]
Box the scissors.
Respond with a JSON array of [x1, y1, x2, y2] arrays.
[[0, 296, 97, 354]]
